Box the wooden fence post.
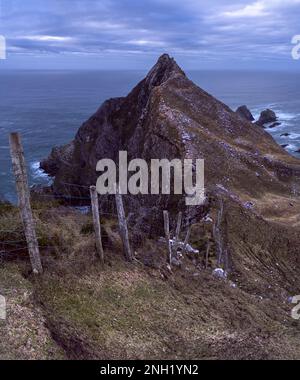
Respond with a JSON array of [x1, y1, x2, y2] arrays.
[[9, 133, 43, 274], [205, 240, 210, 269], [115, 186, 133, 262], [173, 211, 182, 253], [90, 186, 104, 263], [163, 210, 172, 264], [182, 225, 192, 256], [214, 196, 224, 266]]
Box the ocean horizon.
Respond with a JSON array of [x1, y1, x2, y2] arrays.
[[1, 69, 300, 202]]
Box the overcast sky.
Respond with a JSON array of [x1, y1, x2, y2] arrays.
[[0, 0, 300, 70]]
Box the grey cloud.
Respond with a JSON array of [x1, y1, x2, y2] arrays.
[[0, 0, 299, 69]]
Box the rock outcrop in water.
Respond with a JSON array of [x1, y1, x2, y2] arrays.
[[257, 108, 277, 126], [235, 105, 254, 121], [268, 122, 281, 129], [41, 141, 74, 177], [41, 54, 300, 241]]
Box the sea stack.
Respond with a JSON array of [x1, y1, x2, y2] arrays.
[[235, 105, 255, 121], [257, 108, 277, 126]]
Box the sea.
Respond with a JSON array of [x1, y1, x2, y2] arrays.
[[0, 70, 300, 202]]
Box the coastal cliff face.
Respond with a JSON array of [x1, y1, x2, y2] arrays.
[[40, 54, 300, 280], [41, 53, 300, 218]]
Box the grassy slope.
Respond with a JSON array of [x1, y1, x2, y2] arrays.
[[0, 262, 65, 359], [1, 201, 300, 360], [35, 259, 300, 360]]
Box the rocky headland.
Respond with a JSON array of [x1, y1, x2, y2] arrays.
[[41, 54, 300, 230], [2, 54, 300, 359]]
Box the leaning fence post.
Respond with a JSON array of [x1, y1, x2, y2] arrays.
[[9, 133, 43, 274], [163, 210, 172, 265], [115, 185, 133, 262], [90, 186, 104, 263]]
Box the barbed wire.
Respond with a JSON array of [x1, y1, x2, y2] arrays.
[[0, 240, 27, 245], [34, 194, 91, 201], [59, 182, 91, 189], [0, 229, 23, 234], [0, 247, 27, 254], [1, 180, 196, 266], [1, 242, 124, 255], [39, 208, 118, 218]]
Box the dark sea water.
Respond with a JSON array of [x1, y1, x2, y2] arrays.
[[0, 70, 300, 202]]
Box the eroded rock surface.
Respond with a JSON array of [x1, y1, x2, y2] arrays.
[[236, 105, 254, 121], [257, 108, 277, 126], [41, 54, 300, 235]]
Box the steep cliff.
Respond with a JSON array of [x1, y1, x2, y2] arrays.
[[41, 54, 300, 226]]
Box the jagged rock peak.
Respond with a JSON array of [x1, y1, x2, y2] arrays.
[[144, 53, 186, 88]]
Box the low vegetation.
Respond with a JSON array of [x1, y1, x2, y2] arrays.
[[1, 200, 300, 359]]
